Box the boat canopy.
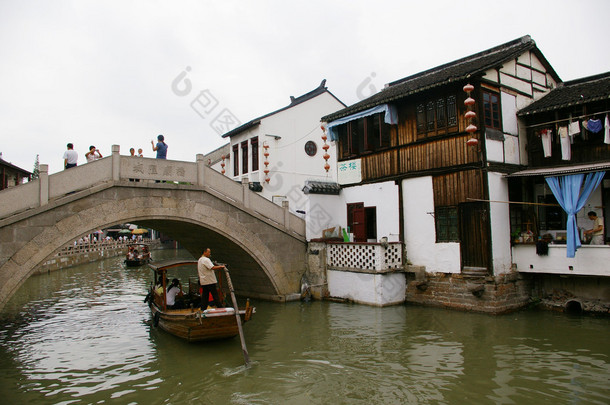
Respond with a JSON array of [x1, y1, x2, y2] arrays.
[[148, 260, 197, 273]]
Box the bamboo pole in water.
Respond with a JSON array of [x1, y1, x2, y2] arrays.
[[222, 265, 250, 366]]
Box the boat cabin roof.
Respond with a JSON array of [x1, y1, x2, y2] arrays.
[[148, 260, 197, 273]]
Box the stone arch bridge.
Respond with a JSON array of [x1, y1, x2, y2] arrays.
[[0, 146, 307, 311]]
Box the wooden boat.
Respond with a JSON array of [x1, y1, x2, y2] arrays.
[[146, 260, 254, 342], [124, 243, 151, 267]]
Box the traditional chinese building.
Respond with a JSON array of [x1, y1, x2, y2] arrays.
[[505, 71, 610, 312], [215, 80, 346, 240], [319, 36, 565, 312], [0, 155, 31, 190]]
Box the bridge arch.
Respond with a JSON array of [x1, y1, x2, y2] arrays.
[[0, 154, 307, 310]]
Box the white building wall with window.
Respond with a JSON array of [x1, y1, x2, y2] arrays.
[[341, 181, 400, 242], [226, 91, 344, 216], [402, 176, 461, 273]]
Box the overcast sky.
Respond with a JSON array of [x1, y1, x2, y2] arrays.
[[1, 0, 609, 174]]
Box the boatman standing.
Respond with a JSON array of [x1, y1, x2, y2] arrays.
[[197, 248, 223, 310]]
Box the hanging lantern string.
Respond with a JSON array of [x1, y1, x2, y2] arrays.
[[321, 124, 330, 173], [263, 141, 270, 183], [463, 84, 478, 146]]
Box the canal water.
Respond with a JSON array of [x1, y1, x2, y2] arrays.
[[0, 250, 608, 404]]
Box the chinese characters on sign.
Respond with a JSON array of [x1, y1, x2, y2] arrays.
[[171, 67, 241, 136], [337, 158, 362, 185]]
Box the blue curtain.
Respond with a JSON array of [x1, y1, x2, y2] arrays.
[[326, 104, 398, 141], [545, 171, 605, 257]]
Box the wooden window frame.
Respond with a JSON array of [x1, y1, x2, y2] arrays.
[[482, 90, 502, 130], [241, 141, 248, 174], [232, 144, 239, 177], [416, 94, 458, 138], [338, 113, 391, 159], [250, 137, 259, 172], [435, 206, 459, 242]]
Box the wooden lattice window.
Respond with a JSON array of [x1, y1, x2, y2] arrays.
[[435, 206, 459, 242], [416, 94, 458, 137]]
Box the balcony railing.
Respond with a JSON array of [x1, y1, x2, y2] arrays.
[[326, 242, 403, 272]]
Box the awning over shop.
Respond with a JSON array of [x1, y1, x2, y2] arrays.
[[506, 162, 610, 177], [326, 104, 398, 141]]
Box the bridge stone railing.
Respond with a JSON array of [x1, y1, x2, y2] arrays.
[[0, 145, 305, 238]]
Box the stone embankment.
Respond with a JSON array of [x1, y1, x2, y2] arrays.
[[35, 239, 161, 274]]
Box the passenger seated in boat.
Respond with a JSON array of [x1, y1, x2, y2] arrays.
[[155, 276, 165, 295], [166, 278, 185, 309]]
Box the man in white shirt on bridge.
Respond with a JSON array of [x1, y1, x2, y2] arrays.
[[63, 143, 78, 169]]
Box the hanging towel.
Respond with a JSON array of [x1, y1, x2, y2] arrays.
[[587, 119, 602, 133], [605, 114, 610, 144], [568, 121, 580, 136], [540, 129, 552, 158], [558, 126, 571, 160], [581, 120, 589, 140]]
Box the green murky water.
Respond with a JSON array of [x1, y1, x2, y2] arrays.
[[0, 249, 608, 404]]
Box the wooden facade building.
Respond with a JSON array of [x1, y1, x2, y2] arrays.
[[322, 36, 560, 275]]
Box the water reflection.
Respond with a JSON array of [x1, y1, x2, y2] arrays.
[[0, 249, 609, 404]]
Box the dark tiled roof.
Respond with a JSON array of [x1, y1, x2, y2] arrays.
[[302, 180, 341, 195], [222, 80, 346, 138], [322, 35, 559, 122], [0, 157, 32, 175], [518, 71, 610, 116]]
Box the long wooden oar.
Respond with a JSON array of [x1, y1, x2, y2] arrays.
[[222, 265, 250, 366]]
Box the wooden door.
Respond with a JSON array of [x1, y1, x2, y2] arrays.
[[459, 201, 489, 269], [352, 207, 366, 242]]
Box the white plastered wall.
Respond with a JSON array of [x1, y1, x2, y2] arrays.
[[304, 193, 346, 241], [227, 91, 344, 215], [488, 172, 512, 274], [342, 181, 400, 242], [402, 176, 460, 273]]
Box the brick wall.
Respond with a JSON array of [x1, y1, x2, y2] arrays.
[[405, 271, 533, 314]]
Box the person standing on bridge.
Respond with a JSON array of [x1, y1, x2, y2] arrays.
[[151, 134, 167, 159], [63, 143, 78, 169], [197, 248, 223, 310], [85, 145, 103, 163]]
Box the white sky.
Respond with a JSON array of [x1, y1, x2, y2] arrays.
[[1, 0, 609, 174]]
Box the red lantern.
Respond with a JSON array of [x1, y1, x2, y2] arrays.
[[465, 111, 476, 119], [321, 124, 331, 172], [466, 124, 478, 133], [464, 97, 475, 106], [463, 83, 474, 93], [466, 138, 478, 147]]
